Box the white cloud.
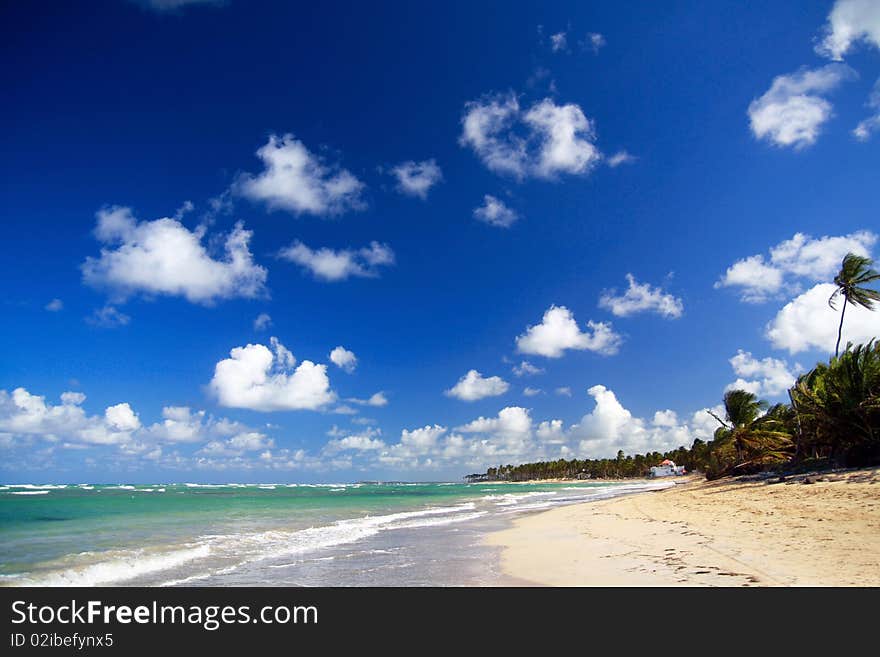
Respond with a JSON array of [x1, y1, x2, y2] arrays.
[[460, 94, 601, 179], [716, 255, 786, 303], [86, 305, 130, 328], [45, 299, 63, 312], [209, 337, 335, 411], [690, 405, 726, 441], [584, 32, 606, 53], [652, 410, 679, 427], [253, 313, 272, 331], [82, 206, 267, 304], [473, 195, 518, 228], [512, 361, 544, 377], [457, 406, 533, 453], [0, 388, 258, 455], [599, 274, 683, 318], [347, 392, 388, 407], [550, 32, 568, 52], [555, 386, 572, 397], [748, 64, 854, 148], [523, 99, 601, 178], [329, 346, 357, 373], [606, 150, 635, 167], [147, 406, 209, 443], [516, 305, 622, 357], [390, 159, 442, 198], [716, 230, 876, 303], [0, 388, 124, 446], [105, 403, 141, 432], [570, 385, 694, 458], [816, 0, 880, 60], [61, 391, 86, 405], [324, 428, 386, 454], [234, 134, 365, 216], [198, 432, 274, 458], [522, 387, 542, 397], [726, 350, 800, 397], [766, 283, 880, 354], [853, 78, 880, 141], [459, 93, 526, 177], [445, 370, 510, 401], [278, 241, 394, 282]]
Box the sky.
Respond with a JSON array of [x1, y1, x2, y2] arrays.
[[1, 0, 879, 483]]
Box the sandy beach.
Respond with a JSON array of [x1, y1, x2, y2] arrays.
[[487, 468, 880, 586]]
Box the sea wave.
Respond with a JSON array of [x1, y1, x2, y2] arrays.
[[11, 544, 211, 587]]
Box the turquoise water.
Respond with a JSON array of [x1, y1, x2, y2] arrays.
[[0, 480, 673, 586]]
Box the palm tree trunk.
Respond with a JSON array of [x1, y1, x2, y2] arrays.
[[835, 301, 847, 358]]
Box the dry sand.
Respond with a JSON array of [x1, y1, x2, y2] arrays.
[[486, 468, 880, 586]]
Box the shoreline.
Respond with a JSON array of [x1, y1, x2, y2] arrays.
[[486, 468, 880, 586]]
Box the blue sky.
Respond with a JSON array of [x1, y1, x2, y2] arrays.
[[2, 0, 879, 483]]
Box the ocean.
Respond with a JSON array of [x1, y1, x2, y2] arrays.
[[0, 480, 673, 586]]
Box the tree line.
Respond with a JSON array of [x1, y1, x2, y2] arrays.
[[467, 253, 880, 482]]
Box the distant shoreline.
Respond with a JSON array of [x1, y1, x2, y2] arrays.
[[486, 467, 880, 586]]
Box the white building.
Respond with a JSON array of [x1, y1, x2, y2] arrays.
[[649, 459, 686, 478]]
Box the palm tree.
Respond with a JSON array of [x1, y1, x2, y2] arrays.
[[706, 389, 793, 475], [829, 253, 880, 358]]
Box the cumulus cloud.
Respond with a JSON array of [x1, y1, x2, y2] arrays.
[[524, 99, 601, 177], [716, 230, 876, 303], [555, 387, 572, 397], [748, 64, 855, 148], [234, 134, 365, 216], [0, 388, 131, 447], [522, 387, 542, 397], [816, 0, 880, 60], [599, 274, 683, 319], [606, 150, 635, 167], [253, 313, 272, 331], [0, 388, 270, 466], [766, 283, 880, 354], [329, 346, 357, 373], [105, 403, 141, 432], [473, 195, 518, 228], [147, 406, 210, 443], [323, 427, 386, 454], [570, 385, 694, 458], [278, 241, 394, 282], [550, 32, 568, 52], [584, 32, 606, 53], [516, 305, 622, 357], [460, 94, 601, 179], [726, 350, 800, 398], [86, 305, 130, 328], [198, 432, 274, 458], [445, 370, 510, 401], [346, 392, 388, 407], [512, 361, 544, 377], [853, 78, 880, 141], [456, 406, 534, 455], [390, 159, 442, 198], [82, 206, 267, 304], [209, 337, 336, 411]]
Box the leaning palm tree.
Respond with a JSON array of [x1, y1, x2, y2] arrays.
[[829, 253, 880, 358], [706, 389, 793, 476]]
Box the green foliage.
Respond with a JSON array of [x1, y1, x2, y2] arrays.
[[830, 253, 880, 357], [790, 340, 880, 466]]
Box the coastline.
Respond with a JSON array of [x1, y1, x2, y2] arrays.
[[486, 468, 880, 586]]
